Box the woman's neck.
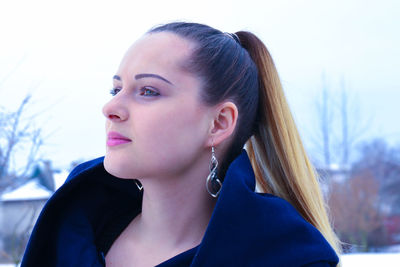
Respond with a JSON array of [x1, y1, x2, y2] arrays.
[[131, 155, 217, 250]]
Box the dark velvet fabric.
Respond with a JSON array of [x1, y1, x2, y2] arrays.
[[21, 150, 339, 266]]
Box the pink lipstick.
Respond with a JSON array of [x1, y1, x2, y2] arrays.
[[107, 131, 132, 147]]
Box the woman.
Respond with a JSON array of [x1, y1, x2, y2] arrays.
[[22, 22, 340, 266]]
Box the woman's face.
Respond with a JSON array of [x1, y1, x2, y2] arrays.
[[102, 32, 213, 179]]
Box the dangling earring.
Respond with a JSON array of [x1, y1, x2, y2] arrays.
[[206, 145, 222, 197], [135, 179, 143, 191]]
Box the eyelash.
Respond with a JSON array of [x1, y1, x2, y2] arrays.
[[109, 88, 121, 96], [109, 87, 160, 97]]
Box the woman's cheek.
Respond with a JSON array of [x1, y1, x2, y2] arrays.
[[147, 108, 201, 151]]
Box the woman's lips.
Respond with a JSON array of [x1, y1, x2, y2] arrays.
[[107, 131, 132, 147]]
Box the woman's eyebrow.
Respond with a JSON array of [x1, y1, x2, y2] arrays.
[[134, 73, 174, 85]]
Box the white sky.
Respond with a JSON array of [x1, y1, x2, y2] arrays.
[[0, 0, 399, 169]]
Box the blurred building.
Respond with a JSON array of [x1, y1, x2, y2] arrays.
[[0, 161, 68, 262]]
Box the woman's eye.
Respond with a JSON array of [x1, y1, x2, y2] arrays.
[[110, 88, 121, 96], [140, 87, 160, 97]]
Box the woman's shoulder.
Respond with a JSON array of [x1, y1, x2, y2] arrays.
[[21, 157, 141, 267], [198, 191, 338, 266], [193, 150, 339, 266], [65, 156, 105, 183]]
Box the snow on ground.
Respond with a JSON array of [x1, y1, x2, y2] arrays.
[[341, 253, 400, 266]]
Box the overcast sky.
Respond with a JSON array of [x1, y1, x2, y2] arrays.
[[1, 0, 399, 169]]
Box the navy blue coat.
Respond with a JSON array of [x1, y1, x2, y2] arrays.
[[21, 150, 339, 266]]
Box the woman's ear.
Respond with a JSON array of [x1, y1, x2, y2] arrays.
[[208, 101, 238, 146]]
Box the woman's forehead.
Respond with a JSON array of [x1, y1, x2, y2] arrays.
[[121, 32, 194, 70], [116, 32, 200, 88]]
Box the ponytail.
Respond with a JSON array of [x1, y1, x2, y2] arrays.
[[237, 31, 341, 260]]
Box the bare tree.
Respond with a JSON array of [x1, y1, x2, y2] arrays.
[[312, 73, 369, 167], [340, 77, 349, 165], [0, 58, 48, 266], [0, 56, 44, 190], [0, 94, 44, 193], [320, 73, 331, 166], [329, 169, 387, 252], [329, 139, 400, 251], [353, 140, 400, 214]]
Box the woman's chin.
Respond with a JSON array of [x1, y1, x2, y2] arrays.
[[103, 156, 134, 179]]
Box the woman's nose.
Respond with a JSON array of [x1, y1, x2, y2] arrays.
[[102, 96, 129, 122]]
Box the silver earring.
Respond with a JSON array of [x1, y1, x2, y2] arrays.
[[135, 179, 143, 191], [206, 146, 222, 198]]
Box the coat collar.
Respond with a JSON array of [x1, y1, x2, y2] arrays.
[[191, 150, 338, 266], [22, 150, 339, 266]]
